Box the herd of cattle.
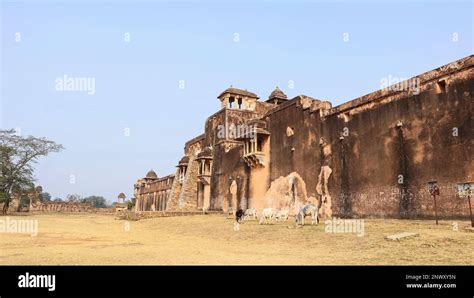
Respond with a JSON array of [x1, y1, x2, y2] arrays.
[[229, 204, 320, 226]]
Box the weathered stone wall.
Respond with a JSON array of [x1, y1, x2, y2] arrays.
[[166, 135, 205, 211], [262, 56, 473, 219], [135, 55, 473, 219], [90, 207, 115, 214], [266, 99, 322, 197], [166, 169, 183, 211], [0, 192, 104, 214], [31, 202, 93, 212], [135, 174, 174, 212], [119, 210, 222, 220], [210, 141, 248, 212], [175, 154, 200, 210], [207, 108, 268, 211], [323, 62, 473, 218]]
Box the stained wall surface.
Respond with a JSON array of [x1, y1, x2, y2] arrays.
[[134, 55, 473, 219]]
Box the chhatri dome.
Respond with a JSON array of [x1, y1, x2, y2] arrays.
[[145, 169, 158, 180], [117, 192, 126, 204], [266, 86, 288, 104]]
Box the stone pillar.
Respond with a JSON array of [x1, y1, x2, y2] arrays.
[[230, 180, 238, 211], [136, 196, 141, 211], [221, 95, 229, 109], [203, 184, 211, 210]]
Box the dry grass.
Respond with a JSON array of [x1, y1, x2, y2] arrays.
[[0, 213, 472, 265]]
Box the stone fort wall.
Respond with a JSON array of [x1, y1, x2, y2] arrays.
[[135, 55, 473, 219]]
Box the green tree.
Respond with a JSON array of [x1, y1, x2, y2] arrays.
[[83, 196, 107, 208], [0, 129, 64, 214], [0, 191, 6, 203], [19, 194, 30, 210], [40, 192, 52, 202], [127, 197, 136, 210], [66, 193, 82, 203]]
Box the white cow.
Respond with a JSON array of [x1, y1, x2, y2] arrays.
[[244, 208, 258, 220], [259, 208, 275, 225], [274, 209, 289, 221], [295, 204, 319, 226]]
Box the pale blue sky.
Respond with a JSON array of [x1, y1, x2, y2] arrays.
[[1, 0, 472, 203]]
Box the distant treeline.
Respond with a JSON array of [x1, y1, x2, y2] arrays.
[[40, 193, 109, 208]]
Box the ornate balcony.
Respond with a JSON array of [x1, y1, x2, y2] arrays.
[[196, 147, 213, 184], [238, 126, 269, 168], [243, 151, 265, 168]]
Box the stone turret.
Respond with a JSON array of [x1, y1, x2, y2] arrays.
[[217, 86, 259, 111], [145, 170, 158, 180], [116, 192, 127, 212], [266, 86, 288, 105], [117, 192, 126, 204]]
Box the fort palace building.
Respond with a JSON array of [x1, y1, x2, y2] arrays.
[[134, 55, 473, 219]]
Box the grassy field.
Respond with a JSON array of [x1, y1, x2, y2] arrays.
[[0, 213, 472, 265]]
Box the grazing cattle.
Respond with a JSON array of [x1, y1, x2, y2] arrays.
[[259, 208, 275, 225], [243, 208, 257, 220], [275, 209, 289, 221], [295, 204, 319, 226], [235, 209, 245, 223]]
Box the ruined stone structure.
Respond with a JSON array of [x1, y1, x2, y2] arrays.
[[0, 185, 93, 213], [115, 192, 128, 212], [134, 55, 473, 219], [0, 186, 43, 212], [31, 202, 92, 212], [134, 171, 174, 212]]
